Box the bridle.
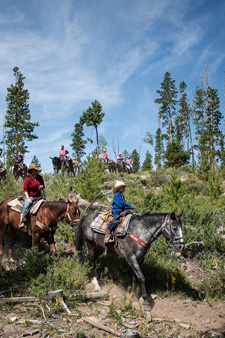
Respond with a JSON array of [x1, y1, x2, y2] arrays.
[[161, 215, 184, 246], [64, 203, 80, 227], [129, 215, 184, 250]]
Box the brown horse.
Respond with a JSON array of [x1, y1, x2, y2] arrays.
[[13, 162, 27, 181], [107, 159, 116, 173], [72, 160, 80, 174], [115, 161, 124, 172], [0, 196, 80, 260]]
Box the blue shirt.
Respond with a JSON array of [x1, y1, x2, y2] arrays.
[[112, 191, 132, 214]]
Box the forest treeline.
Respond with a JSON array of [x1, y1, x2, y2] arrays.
[[1, 62, 225, 182]]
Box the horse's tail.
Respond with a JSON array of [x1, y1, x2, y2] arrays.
[[75, 215, 88, 260]]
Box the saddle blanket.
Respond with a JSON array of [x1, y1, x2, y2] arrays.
[[7, 198, 45, 214], [90, 213, 132, 236]]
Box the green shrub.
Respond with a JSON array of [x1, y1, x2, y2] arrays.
[[30, 253, 90, 297]]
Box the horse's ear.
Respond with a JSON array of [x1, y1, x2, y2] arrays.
[[170, 212, 176, 220], [76, 198, 79, 204], [176, 211, 183, 218], [70, 186, 73, 192]]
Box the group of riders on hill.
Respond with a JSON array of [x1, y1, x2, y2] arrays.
[[101, 149, 134, 173]]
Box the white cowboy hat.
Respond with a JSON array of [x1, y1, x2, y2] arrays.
[[113, 180, 128, 194]]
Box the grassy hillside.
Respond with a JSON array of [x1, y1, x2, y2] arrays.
[[0, 162, 225, 301]]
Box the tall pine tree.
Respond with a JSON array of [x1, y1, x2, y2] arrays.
[[154, 72, 178, 143], [71, 121, 87, 162], [5, 67, 39, 166], [80, 100, 104, 155]]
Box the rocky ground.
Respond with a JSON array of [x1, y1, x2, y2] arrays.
[[0, 257, 225, 338]]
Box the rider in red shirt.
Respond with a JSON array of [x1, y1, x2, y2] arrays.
[[19, 163, 45, 228]]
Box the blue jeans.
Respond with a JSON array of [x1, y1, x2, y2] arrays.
[[107, 213, 120, 232], [22, 196, 34, 216]]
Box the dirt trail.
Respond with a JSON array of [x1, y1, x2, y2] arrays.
[[0, 258, 225, 337]]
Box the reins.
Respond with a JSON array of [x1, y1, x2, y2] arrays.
[[34, 202, 80, 232]]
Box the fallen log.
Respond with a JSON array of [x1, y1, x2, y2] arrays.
[[0, 297, 39, 303], [67, 191, 111, 212], [82, 317, 120, 337], [69, 291, 108, 299]]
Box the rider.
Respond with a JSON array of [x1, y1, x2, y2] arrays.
[[102, 149, 108, 164], [104, 181, 133, 243], [117, 153, 125, 170], [16, 152, 24, 168], [19, 163, 45, 228], [126, 156, 134, 172], [59, 145, 66, 162], [64, 150, 71, 166]]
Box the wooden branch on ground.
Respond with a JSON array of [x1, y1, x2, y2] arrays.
[[82, 317, 120, 337], [69, 291, 108, 300], [0, 297, 39, 303]]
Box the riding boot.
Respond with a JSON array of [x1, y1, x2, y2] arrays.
[[104, 229, 112, 244], [19, 214, 25, 228]]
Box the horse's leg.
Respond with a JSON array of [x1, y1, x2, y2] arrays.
[[127, 255, 154, 310], [87, 241, 101, 291], [7, 227, 18, 261], [131, 257, 144, 301], [0, 224, 8, 261], [33, 233, 41, 252]]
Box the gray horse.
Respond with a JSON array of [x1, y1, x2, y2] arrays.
[[75, 211, 184, 310]]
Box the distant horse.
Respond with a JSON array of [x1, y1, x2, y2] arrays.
[[115, 161, 124, 172], [0, 168, 6, 181], [107, 159, 116, 173], [76, 212, 184, 310], [0, 195, 80, 260], [13, 162, 27, 181], [72, 160, 80, 174], [50, 157, 75, 176], [100, 159, 116, 173]]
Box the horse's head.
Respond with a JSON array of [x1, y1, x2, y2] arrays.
[[65, 197, 80, 227], [161, 211, 184, 252]]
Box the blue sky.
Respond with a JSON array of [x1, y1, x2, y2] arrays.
[[0, 0, 224, 173]]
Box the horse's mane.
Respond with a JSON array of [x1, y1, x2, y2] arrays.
[[132, 212, 168, 226], [42, 200, 67, 212]]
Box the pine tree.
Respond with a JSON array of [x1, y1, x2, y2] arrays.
[[31, 155, 40, 166], [202, 87, 223, 170], [5, 67, 39, 166], [80, 100, 104, 155], [154, 127, 163, 168], [154, 72, 178, 143], [164, 140, 190, 168], [130, 149, 140, 172], [71, 122, 87, 162], [142, 150, 152, 171]]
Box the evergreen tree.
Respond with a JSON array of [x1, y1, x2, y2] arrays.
[[71, 121, 87, 162], [31, 155, 40, 166], [4, 67, 39, 166], [199, 87, 223, 172], [131, 149, 140, 172], [164, 171, 187, 208], [80, 100, 104, 155], [164, 140, 190, 168], [142, 150, 152, 171], [193, 85, 206, 161], [154, 127, 163, 168], [154, 72, 178, 143]]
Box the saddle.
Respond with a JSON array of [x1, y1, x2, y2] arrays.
[[90, 211, 132, 238], [7, 198, 45, 215]]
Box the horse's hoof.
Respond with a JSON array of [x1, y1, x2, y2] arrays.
[[143, 297, 155, 311]]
